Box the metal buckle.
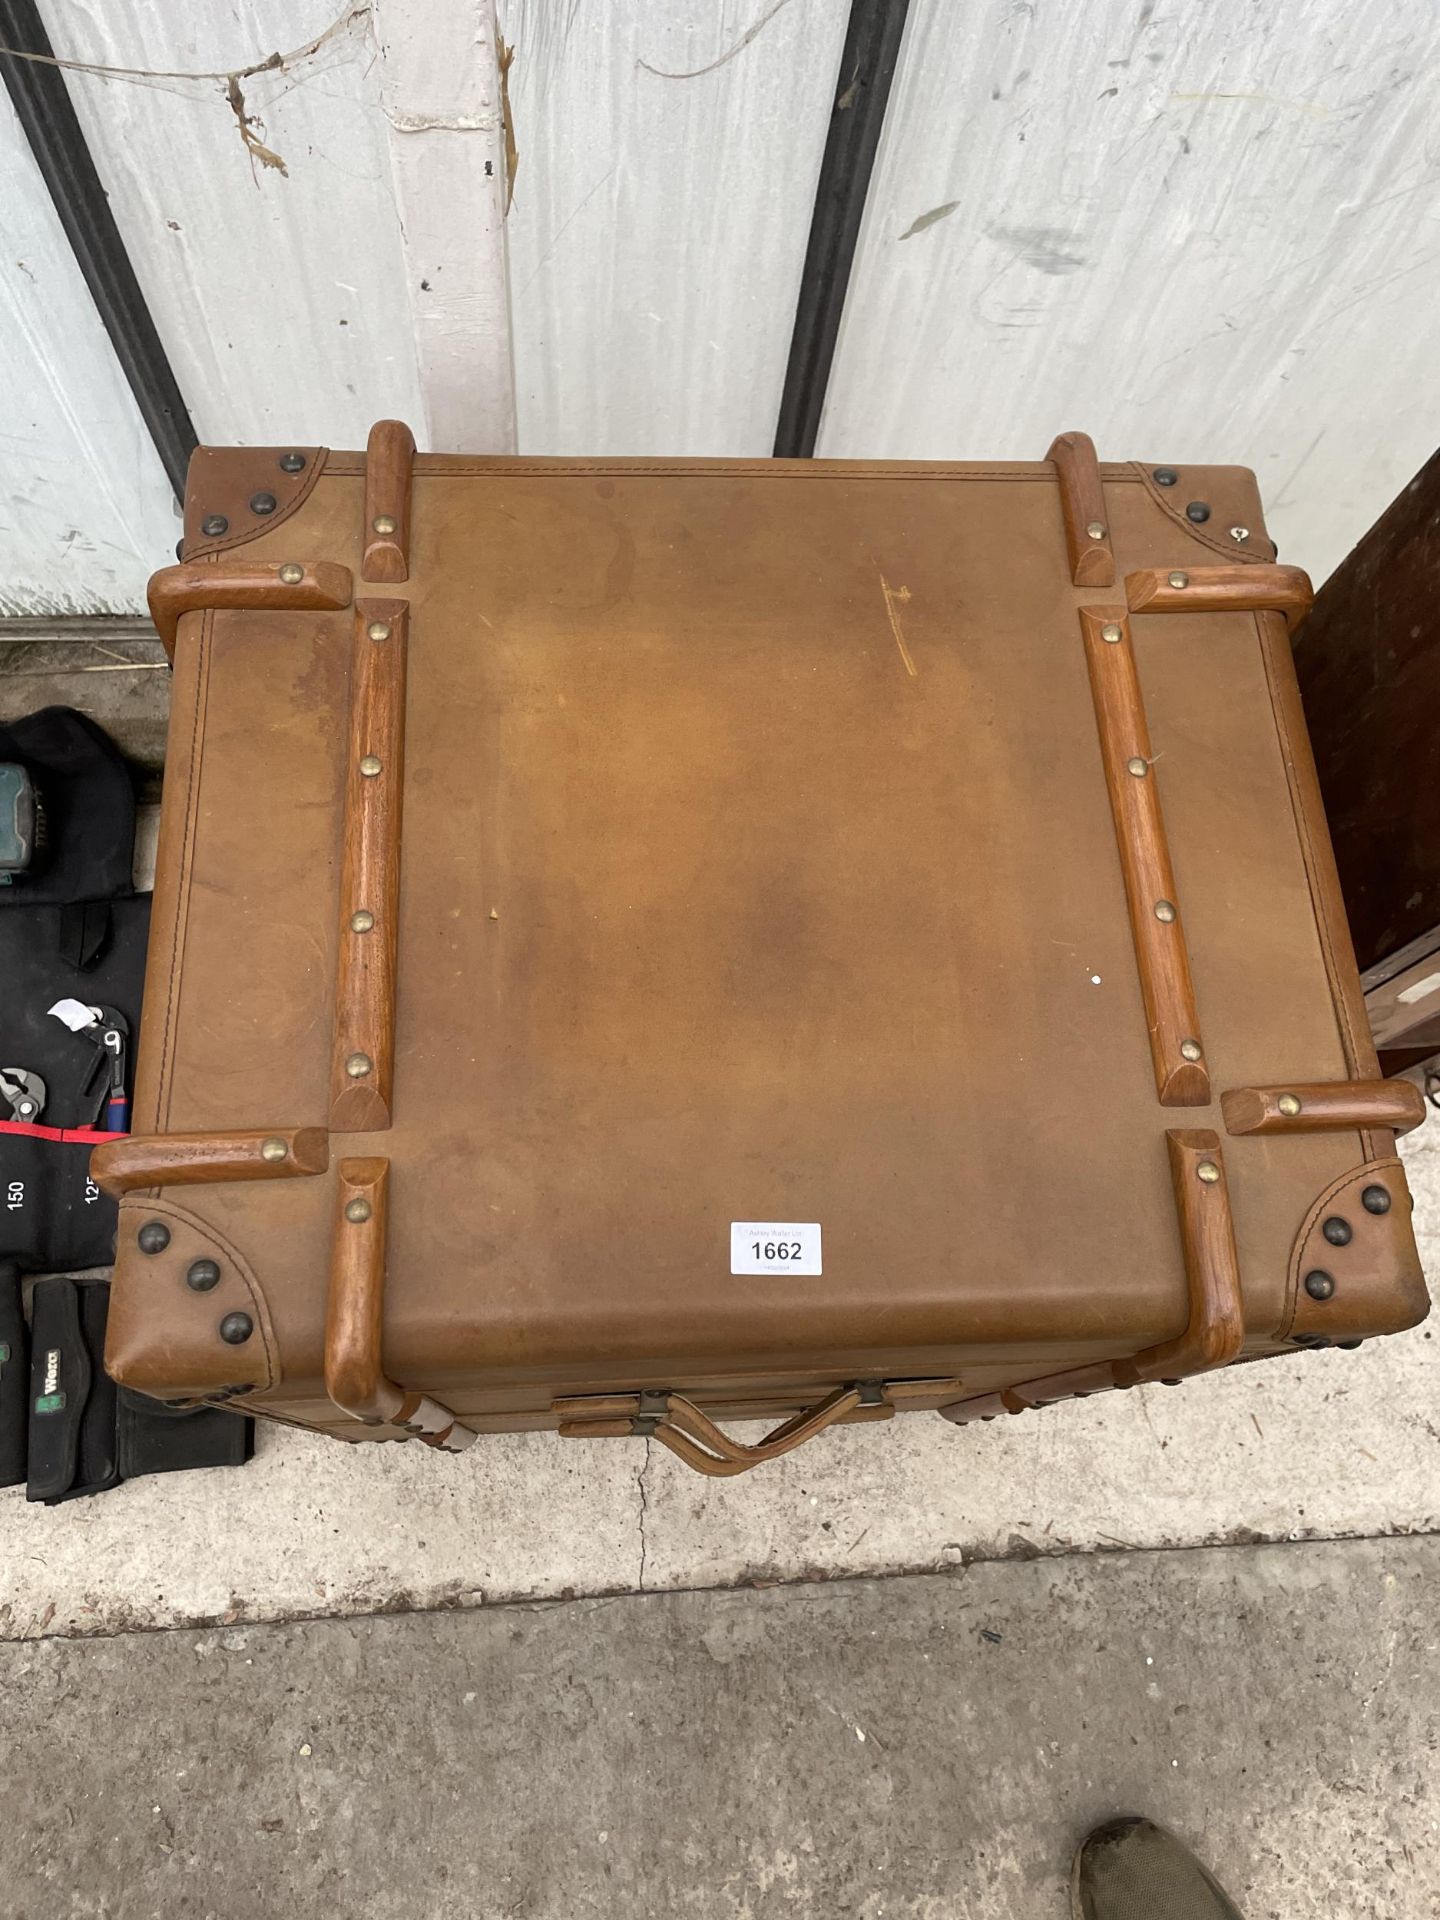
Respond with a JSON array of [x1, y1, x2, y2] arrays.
[[631, 1388, 671, 1436]]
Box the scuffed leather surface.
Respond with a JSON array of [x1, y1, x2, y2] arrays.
[[108, 453, 1410, 1430]]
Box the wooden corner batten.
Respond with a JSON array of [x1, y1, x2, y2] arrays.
[[329, 600, 408, 1132], [324, 1158, 475, 1450], [939, 1130, 1244, 1424], [1080, 606, 1209, 1106], [91, 1127, 329, 1197], [1046, 430, 1115, 587], [362, 420, 416, 583], [1222, 1079, 1427, 1138], [1124, 562, 1313, 630], [147, 561, 353, 664]]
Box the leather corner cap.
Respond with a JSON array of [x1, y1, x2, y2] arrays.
[[181, 446, 327, 560], [1132, 463, 1278, 564], [105, 1197, 278, 1399], [1284, 1158, 1430, 1344]]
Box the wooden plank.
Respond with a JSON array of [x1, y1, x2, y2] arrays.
[[501, 0, 850, 454], [820, 0, 1440, 582], [1291, 445, 1440, 979]]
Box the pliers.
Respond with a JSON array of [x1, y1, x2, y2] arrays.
[[47, 1000, 130, 1132], [0, 1068, 46, 1124]]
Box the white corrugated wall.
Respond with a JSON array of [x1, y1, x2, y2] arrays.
[[2, 0, 1437, 612]]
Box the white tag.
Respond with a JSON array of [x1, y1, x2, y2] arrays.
[[47, 998, 98, 1033], [730, 1222, 822, 1276]]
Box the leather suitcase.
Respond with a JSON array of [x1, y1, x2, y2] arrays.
[[99, 425, 1431, 1476]]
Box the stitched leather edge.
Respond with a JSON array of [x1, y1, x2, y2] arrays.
[[1129, 462, 1276, 562], [321, 456, 1157, 480], [1279, 1156, 1405, 1339], [115, 1194, 280, 1390], [183, 448, 330, 560], [156, 608, 212, 1133]]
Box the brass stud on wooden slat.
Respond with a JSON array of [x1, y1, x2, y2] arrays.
[[1179, 1039, 1203, 1062], [359, 755, 382, 778], [344, 1197, 372, 1224], [1153, 899, 1177, 923], [1126, 756, 1149, 777], [349, 910, 375, 933], [366, 620, 391, 642], [260, 1136, 288, 1162], [278, 563, 304, 585], [1101, 622, 1123, 643], [1086, 520, 1107, 540], [372, 514, 397, 535], [1168, 570, 1189, 589], [1196, 1160, 1221, 1185], [1277, 1092, 1302, 1117], [345, 1052, 373, 1078]]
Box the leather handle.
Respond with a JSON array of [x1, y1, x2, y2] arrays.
[[556, 1383, 892, 1477]]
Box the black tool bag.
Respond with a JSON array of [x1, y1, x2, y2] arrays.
[[26, 1277, 120, 1504], [0, 894, 151, 1270], [0, 706, 253, 1490], [0, 1262, 25, 1487], [0, 706, 136, 908]]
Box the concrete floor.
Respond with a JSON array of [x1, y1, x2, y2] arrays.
[[3, 1536, 1436, 1920], [3, 629, 1439, 1915]]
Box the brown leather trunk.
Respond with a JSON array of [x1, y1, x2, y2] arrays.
[[101, 428, 1430, 1478]]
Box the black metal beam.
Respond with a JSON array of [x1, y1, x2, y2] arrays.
[[773, 0, 910, 459], [0, 0, 197, 499]]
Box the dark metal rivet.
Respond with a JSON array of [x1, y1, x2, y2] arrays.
[[138, 1221, 171, 1255], [1153, 467, 1178, 486], [219, 1311, 254, 1345], [1161, 1377, 1182, 1386], [1361, 1184, 1391, 1215], [186, 1259, 222, 1293], [201, 513, 229, 537], [278, 452, 306, 473], [1321, 1217, 1352, 1247], [174, 539, 185, 561], [1185, 500, 1211, 523], [249, 492, 278, 515], [1304, 1270, 1336, 1301], [1337, 1339, 1363, 1350]]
